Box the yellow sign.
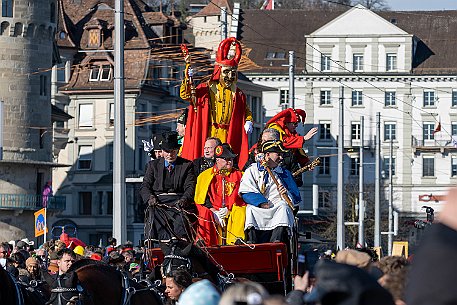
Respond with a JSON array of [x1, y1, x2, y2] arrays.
[[392, 241, 409, 258], [34, 208, 48, 237]]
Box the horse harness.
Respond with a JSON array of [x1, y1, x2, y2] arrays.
[[120, 271, 164, 305], [47, 273, 85, 305]]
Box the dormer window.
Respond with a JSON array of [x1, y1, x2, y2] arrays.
[[88, 29, 101, 48], [89, 64, 112, 81]]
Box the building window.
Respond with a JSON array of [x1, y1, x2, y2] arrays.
[[107, 143, 113, 170], [319, 122, 331, 140], [385, 91, 396, 107], [280, 89, 289, 109], [148, 65, 161, 85], [88, 29, 101, 48], [318, 191, 331, 208], [107, 191, 113, 215], [78, 104, 93, 128], [56, 63, 66, 83], [40, 75, 47, 96], [265, 51, 286, 59], [79, 192, 92, 215], [423, 122, 435, 140], [89, 64, 112, 81], [452, 123, 457, 136], [423, 91, 435, 107], [109, 103, 114, 127], [351, 123, 361, 140], [383, 157, 396, 176], [321, 54, 331, 72], [452, 157, 457, 177], [77, 145, 93, 170], [319, 156, 330, 175], [386, 53, 397, 71], [384, 123, 396, 141], [50, 2, 56, 23], [350, 158, 359, 176], [353, 54, 364, 72], [423, 156, 435, 177], [320, 90, 331, 105], [453, 91, 457, 107], [352, 90, 363, 106], [2, 0, 13, 17]]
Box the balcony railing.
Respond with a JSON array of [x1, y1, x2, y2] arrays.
[[343, 139, 375, 148], [0, 194, 66, 210], [411, 136, 452, 148]]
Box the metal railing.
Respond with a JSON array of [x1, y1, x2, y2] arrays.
[[0, 194, 66, 210], [411, 136, 452, 148]]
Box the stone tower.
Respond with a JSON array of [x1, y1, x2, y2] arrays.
[[0, 0, 57, 240]]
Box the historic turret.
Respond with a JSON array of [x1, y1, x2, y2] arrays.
[[0, 0, 57, 240]]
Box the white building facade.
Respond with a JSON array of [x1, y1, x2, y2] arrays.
[[244, 5, 457, 247]]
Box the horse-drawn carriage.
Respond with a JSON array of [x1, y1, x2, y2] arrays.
[[145, 216, 300, 294]]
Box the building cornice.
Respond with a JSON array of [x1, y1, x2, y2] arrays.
[[246, 74, 457, 83]]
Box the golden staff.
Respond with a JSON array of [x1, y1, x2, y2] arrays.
[[292, 157, 321, 177], [180, 44, 197, 113], [261, 161, 295, 210]]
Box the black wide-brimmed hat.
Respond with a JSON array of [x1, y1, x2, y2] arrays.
[[177, 108, 188, 125], [160, 131, 181, 150], [214, 143, 237, 159], [260, 140, 288, 153]]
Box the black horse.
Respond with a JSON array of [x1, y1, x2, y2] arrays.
[[0, 266, 47, 305], [68, 259, 163, 305]]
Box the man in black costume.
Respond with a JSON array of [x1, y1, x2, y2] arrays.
[[140, 131, 196, 243]]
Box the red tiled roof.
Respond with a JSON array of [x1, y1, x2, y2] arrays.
[[194, 0, 232, 17]]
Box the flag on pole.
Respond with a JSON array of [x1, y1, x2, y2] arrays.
[[433, 120, 441, 135], [260, 0, 274, 10], [34, 208, 48, 237], [452, 135, 457, 148]]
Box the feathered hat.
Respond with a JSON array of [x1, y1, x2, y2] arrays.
[[211, 37, 242, 81], [265, 108, 307, 127]]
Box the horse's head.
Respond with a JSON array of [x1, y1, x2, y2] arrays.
[[160, 240, 192, 277]]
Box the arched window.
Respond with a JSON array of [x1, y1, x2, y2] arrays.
[[13, 22, 22, 36], [2, 0, 13, 17], [27, 23, 35, 37], [50, 2, 56, 23], [0, 21, 10, 35]]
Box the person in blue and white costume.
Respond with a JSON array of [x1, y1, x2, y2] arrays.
[[239, 140, 301, 244]]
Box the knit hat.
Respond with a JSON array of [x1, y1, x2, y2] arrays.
[[178, 279, 220, 305]]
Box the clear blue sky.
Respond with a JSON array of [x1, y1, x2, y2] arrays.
[[386, 0, 457, 11]]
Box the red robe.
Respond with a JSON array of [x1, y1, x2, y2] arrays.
[[194, 167, 245, 246], [181, 82, 249, 169], [266, 122, 310, 166]]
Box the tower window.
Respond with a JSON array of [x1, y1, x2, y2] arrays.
[[2, 0, 13, 18]]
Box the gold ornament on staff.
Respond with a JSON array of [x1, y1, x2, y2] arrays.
[[292, 157, 321, 177], [180, 44, 197, 113]]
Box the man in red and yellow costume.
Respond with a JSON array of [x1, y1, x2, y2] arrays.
[[265, 108, 318, 166], [194, 144, 246, 246], [180, 37, 253, 169]]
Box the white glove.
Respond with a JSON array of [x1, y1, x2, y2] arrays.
[[188, 67, 194, 77], [142, 139, 154, 153], [217, 207, 228, 218], [212, 211, 226, 227], [244, 121, 253, 134]]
